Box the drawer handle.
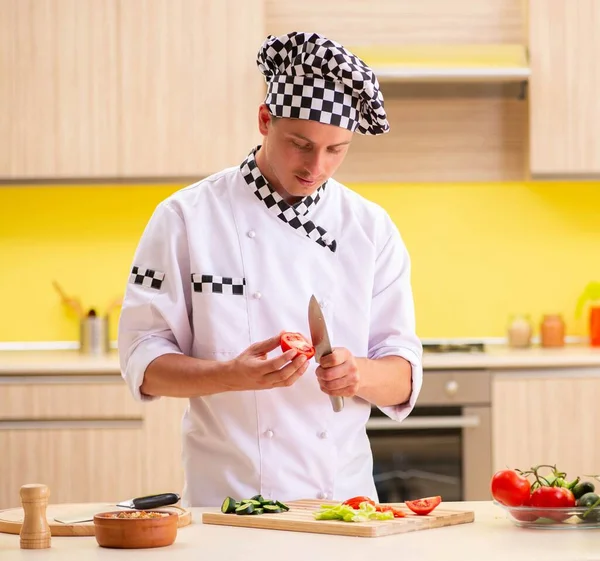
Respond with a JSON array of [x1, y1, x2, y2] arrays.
[[367, 415, 480, 431]]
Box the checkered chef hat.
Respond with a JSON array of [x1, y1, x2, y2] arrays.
[[257, 32, 390, 135]]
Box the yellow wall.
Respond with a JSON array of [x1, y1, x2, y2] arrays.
[[1, 182, 599, 342]]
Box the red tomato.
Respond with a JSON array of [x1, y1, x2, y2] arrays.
[[529, 486, 575, 522], [376, 505, 406, 518], [342, 496, 376, 509], [490, 469, 531, 507], [405, 496, 442, 516], [509, 495, 538, 523], [280, 332, 315, 359]]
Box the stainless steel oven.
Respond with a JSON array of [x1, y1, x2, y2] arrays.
[[367, 367, 492, 502]]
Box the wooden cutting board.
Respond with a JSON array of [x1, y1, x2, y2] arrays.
[[0, 503, 192, 537], [202, 499, 474, 538]]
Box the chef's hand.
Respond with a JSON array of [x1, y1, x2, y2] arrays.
[[228, 334, 309, 391], [316, 347, 360, 397]]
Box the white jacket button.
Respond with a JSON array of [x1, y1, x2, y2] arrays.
[[265, 429, 274, 438], [318, 431, 328, 439], [253, 291, 262, 300], [247, 230, 256, 238]]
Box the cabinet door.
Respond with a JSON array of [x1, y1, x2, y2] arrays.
[[492, 371, 600, 477], [0, 0, 120, 179], [529, 0, 600, 176], [0, 423, 144, 510], [119, 0, 264, 178]]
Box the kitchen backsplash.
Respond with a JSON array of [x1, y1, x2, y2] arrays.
[[1, 181, 599, 342]]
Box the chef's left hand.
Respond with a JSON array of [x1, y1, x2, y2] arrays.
[[316, 348, 360, 398]]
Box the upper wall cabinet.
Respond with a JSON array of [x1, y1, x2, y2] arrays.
[[528, 0, 600, 178], [0, 0, 121, 179], [0, 0, 265, 181]]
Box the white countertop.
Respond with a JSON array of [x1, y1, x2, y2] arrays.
[[0, 502, 597, 561], [2, 345, 600, 375]]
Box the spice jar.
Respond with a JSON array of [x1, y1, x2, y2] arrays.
[[507, 315, 533, 348], [540, 314, 565, 347]]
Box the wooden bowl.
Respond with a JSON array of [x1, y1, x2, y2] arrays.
[[93, 510, 178, 549]]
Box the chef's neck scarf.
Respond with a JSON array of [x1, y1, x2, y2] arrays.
[[240, 147, 337, 253]]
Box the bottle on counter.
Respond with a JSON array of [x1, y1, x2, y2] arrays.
[[540, 314, 565, 348], [507, 314, 533, 348]]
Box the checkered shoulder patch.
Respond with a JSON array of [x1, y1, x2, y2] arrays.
[[129, 266, 165, 290], [192, 274, 246, 296]]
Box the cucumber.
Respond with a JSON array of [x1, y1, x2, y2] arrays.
[[259, 499, 277, 506], [221, 496, 237, 514], [276, 500, 290, 512], [573, 481, 596, 500], [263, 504, 283, 514], [235, 502, 255, 515], [253, 508, 264, 515], [576, 492, 600, 522], [250, 494, 265, 503]]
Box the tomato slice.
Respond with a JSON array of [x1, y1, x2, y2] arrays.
[[280, 332, 315, 359], [405, 496, 442, 515], [376, 504, 406, 518], [342, 496, 376, 509]]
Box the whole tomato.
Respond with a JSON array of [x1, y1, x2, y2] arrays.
[[509, 495, 538, 522], [529, 486, 575, 522], [490, 469, 531, 507]]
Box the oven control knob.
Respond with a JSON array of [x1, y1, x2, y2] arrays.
[[445, 380, 459, 396]]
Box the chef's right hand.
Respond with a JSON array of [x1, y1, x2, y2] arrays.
[[226, 334, 309, 391]]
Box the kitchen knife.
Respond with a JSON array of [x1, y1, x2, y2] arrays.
[[54, 493, 180, 524], [308, 294, 344, 413], [117, 492, 180, 510]]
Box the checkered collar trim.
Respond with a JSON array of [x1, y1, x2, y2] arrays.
[[240, 147, 337, 253]]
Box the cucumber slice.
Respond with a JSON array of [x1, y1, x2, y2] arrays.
[[235, 502, 255, 515], [250, 494, 265, 503], [275, 501, 290, 512], [221, 496, 237, 514], [252, 508, 264, 515], [262, 504, 283, 513], [260, 499, 277, 506]]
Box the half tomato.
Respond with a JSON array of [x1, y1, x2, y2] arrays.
[[405, 496, 442, 515], [280, 332, 315, 359]]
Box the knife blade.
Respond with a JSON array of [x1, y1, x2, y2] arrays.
[[54, 493, 180, 524], [308, 294, 344, 413]]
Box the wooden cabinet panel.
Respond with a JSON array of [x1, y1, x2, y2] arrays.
[[528, 0, 600, 177], [266, 0, 525, 45], [336, 84, 527, 183], [0, 0, 120, 179], [1, 0, 263, 180], [492, 370, 600, 477], [0, 377, 142, 420], [118, 0, 264, 178], [142, 398, 188, 495], [0, 425, 144, 509]]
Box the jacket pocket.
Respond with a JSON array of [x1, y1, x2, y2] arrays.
[[190, 273, 249, 354]]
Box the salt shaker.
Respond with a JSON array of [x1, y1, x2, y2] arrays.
[[20, 484, 51, 549]]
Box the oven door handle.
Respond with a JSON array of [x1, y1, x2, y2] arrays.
[[366, 415, 480, 431]]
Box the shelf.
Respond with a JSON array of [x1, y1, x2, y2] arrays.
[[349, 44, 530, 83]]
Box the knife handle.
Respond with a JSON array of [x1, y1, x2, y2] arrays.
[[133, 493, 180, 510], [330, 395, 344, 413]]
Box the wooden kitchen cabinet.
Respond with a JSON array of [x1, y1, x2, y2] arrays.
[[0, 374, 186, 509], [528, 0, 600, 177], [492, 368, 600, 478], [1, 0, 264, 180], [118, 0, 264, 178], [0, 425, 145, 510], [0, 0, 120, 179]]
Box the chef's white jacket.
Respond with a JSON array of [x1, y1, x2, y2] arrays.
[[119, 157, 423, 507]]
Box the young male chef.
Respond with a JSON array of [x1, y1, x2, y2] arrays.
[[118, 32, 423, 507]]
